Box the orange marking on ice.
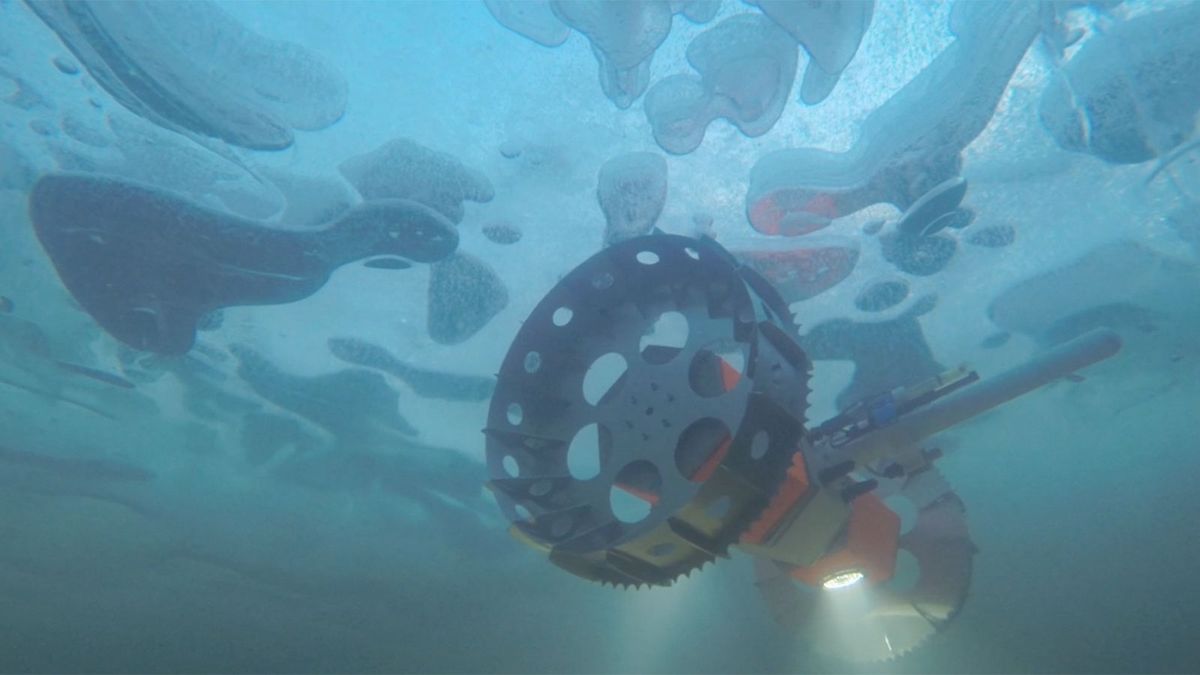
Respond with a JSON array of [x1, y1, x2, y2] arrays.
[[750, 190, 841, 236], [749, 195, 783, 235], [804, 192, 838, 220]]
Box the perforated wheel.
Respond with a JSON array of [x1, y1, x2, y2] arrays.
[[485, 235, 812, 587]]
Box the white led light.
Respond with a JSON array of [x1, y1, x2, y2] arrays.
[[822, 569, 865, 590]]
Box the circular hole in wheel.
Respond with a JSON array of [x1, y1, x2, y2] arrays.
[[523, 351, 542, 373], [675, 417, 732, 482], [583, 352, 627, 405], [684, 246, 700, 260], [515, 504, 532, 521], [750, 430, 770, 460], [506, 402, 523, 426], [640, 310, 689, 364], [636, 250, 659, 265], [552, 306, 573, 326], [611, 460, 661, 523], [567, 422, 608, 480], [502, 455, 520, 477]]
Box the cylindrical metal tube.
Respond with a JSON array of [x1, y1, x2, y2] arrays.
[[843, 329, 1123, 465]]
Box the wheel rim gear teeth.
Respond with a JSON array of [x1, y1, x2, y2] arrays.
[[485, 235, 812, 588]]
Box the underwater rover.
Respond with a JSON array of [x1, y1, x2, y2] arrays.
[[483, 234, 1120, 662]]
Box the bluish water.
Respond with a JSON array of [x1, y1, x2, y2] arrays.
[[1, 1, 1198, 672]]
